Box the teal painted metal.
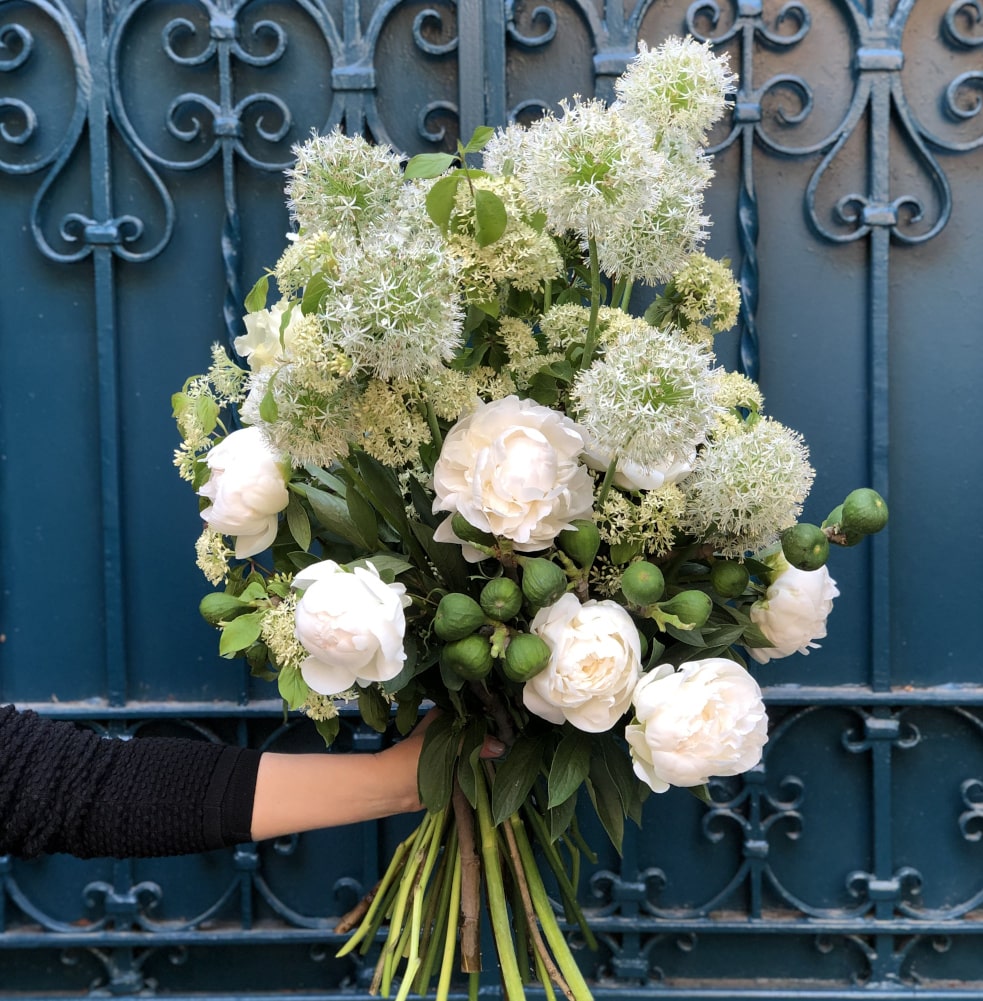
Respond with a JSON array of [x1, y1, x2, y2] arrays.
[[2, 0, 983, 995]]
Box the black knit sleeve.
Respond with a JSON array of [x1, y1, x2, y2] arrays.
[[0, 705, 262, 860]]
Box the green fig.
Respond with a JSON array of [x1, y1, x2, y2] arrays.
[[441, 634, 494, 680], [709, 560, 750, 598], [502, 633, 551, 682], [620, 561, 665, 606], [781, 522, 830, 571], [519, 558, 568, 608], [556, 519, 601, 568], [841, 488, 889, 536], [479, 577, 523, 621], [433, 592, 487, 642]]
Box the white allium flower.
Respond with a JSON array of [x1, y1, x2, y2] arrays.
[[482, 121, 534, 177], [572, 319, 720, 475], [432, 396, 594, 559], [525, 593, 642, 732], [614, 36, 737, 145], [626, 658, 768, 792], [508, 98, 662, 239], [595, 153, 713, 285], [748, 559, 839, 663], [198, 426, 289, 558], [286, 130, 404, 235], [681, 417, 815, 556], [293, 560, 411, 696], [584, 441, 697, 491], [319, 227, 464, 381]]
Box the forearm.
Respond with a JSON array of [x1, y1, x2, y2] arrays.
[[250, 744, 421, 841]]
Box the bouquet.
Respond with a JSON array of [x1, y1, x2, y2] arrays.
[[172, 36, 888, 1001]]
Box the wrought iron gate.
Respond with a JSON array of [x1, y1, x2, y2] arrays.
[[2, 0, 982, 995]]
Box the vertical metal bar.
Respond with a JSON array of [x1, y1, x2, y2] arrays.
[[483, 0, 506, 127], [87, 0, 127, 706], [456, 0, 485, 141]]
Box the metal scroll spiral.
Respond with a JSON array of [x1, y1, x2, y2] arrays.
[[0, 0, 173, 263]]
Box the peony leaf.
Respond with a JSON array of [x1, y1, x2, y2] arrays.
[[358, 685, 391, 733], [346, 484, 380, 550], [291, 483, 360, 542], [491, 732, 548, 825], [473, 188, 508, 248], [599, 736, 644, 827], [418, 713, 458, 811], [586, 753, 625, 854], [285, 493, 312, 552], [548, 788, 579, 843], [301, 271, 329, 315], [456, 719, 487, 809], [218, 610, 264, 657], [547, 728, 592, 808]]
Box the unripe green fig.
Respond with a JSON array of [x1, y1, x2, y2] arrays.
[[620, 561, 665, 606], [821, 504, 843, 530], [441, 634, 494, 680], [450, 512, 496, 548], [659, 590, 712, 628], [822, 503, 863, 546], [556, 519, 601, 568], [519, 558, 568, 608], [709, 560, 750, 598], [502, 633, 551, 682], [781, 522, 830, 571], [841, 488, 889, 536], [479, 577, 523, 621], [433, 592, 487, 642]]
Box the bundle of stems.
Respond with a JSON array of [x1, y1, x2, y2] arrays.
[[336, 760, 596, 1001]]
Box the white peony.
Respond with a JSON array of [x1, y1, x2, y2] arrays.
[[432, 396, 594, 561], [293, 560, 410, 696], [524, 593, 642, 732], [626, 658, 768, 792], [234, 301, 302, 372], [583, 439, 697, 491], [198, 426, 289, 559], [747, 562, 839, 664]]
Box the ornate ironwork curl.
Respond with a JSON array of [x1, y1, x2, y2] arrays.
[[506, 1, 557, 47], [412, 8, 457, 55]]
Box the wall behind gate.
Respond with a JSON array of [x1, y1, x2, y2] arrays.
[[1, 0, 982, 996]]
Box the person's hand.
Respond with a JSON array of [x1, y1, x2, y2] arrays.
[[375, 709, 507, 814]]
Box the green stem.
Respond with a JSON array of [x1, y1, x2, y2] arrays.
[[416, 826, 458, 994], [474, 763, 526, 1001], [435, 843, 462, 1001], [420, 398, 443, 453], [510, 817, 594, 1001], [580, 237, 602, 370], [619, 279, 634, 312]]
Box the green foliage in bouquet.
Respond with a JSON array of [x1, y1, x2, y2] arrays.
[[172, 36, 887, 1001]]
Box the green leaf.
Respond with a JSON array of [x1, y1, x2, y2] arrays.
[[301, 271, 329, 315], [741, 622, 772, 648], [350, 552, 413, 582], [462, 126, 495, 153], [457, 719, 487, 809], [410, 521, 470, 595], [587, 753, 625, 854], [548, 728, 592, 808], [218, 610, 265, 656], [491, 732, 548, 825], [599, 736, 644, 827], [473, 188, 508, 247], [285, 492, 312, 552], [291, 483, 360, 541], [404, 152, 456, 179], [277, 663, 309, 711], [358, 685, 391, 733], [425, 174, 463, 232], [395, 692, 421, 736], [418, 713, 459, 811], [194, 395, 220, 435], [303, 463, 348, 494], [246, 642, 276, 680], [346, 485, 380, 551], [380, 635, 419, 695], [259, 385, 279, 423], [199, 591, 252, 626], [548, 788, 579, 843], [407, 474, 440, 528], [244, 273, 269, 313], [315, 716, 341, 747]]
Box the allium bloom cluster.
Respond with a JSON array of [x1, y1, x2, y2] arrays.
[[625, 659, 768, 792], [614, 36, 737, 145], [682, 417, 815, 556], [432, 396, 594, 559], [198, 427, 289, 558], [293, 560, 410, 695], [573, 319, 720, 485], [286, 130, 404, 238], [748, 561, 840, 663], [525, 594, 642, 732]]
